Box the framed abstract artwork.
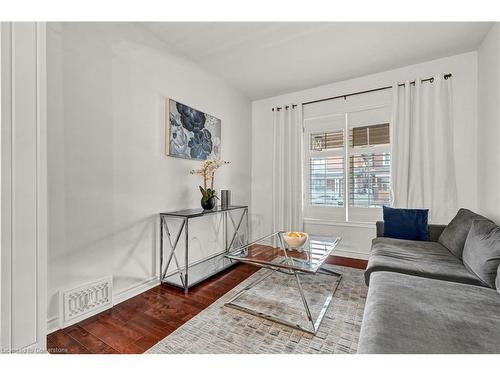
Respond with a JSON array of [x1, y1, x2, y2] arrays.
[[165, 98, 221, 160]]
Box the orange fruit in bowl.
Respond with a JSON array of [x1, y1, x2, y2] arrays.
[[283, 232, 308, 248]]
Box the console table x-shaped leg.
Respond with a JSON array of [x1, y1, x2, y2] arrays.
[[160, 207, 248, 293]]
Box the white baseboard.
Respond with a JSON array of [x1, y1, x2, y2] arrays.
[[47, 276, 160, 333], [113, 276, 160, 306], [47, 316, 60, 334]]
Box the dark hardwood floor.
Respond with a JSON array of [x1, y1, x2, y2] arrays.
[[47, 246, 367, 354]]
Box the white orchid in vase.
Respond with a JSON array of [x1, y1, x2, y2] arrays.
[[190, 159, 230, 209]]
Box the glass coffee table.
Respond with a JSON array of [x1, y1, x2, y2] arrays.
[[224, 231, 341, 334]]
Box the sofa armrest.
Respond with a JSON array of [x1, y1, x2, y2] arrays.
[[376, 221, 385, 238], [375, 221, 447, 242], [428, 224, 447, 242]]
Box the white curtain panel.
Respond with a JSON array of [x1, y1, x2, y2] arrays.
[[391, 75, 458, 224], [272, 105, 303, 233]]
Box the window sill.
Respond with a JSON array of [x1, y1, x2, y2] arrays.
[[303, 217, 375, 229]]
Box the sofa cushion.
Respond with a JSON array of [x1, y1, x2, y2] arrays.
[[377, 221, 446, 242], [358, 272, 500, 353], [463, 220, 500, 289], [365, 237, 484, 286], [382, 206, 429, 241], [438, 208, 491, 259]]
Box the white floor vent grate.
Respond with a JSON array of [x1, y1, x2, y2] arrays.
[[61, 276, 113, 327]]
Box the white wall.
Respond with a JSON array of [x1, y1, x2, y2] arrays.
[[251, 52, 478, 259], [477, 24, 500, 223], [47, 23, 252, 330]]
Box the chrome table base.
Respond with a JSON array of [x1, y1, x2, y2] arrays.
[[160, 206, 248, 293], [225, 265, 341, 335]]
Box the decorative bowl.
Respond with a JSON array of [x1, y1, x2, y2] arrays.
[[283, 232, 308, 249]]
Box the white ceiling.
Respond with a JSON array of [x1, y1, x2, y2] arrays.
[[140, 22, 493, 100]]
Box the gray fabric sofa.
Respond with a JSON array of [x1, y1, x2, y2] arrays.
[[358, 211, 500, 354], [365, 232, 485, 287], [358, 271, 500, 354]]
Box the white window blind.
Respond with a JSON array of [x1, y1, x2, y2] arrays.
[[309, 156, 344, 206], [349, 153, 391, 207], [349, 123, 390, 208], [308, 128, 345, 207]]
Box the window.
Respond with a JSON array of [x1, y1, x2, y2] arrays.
[[349, 152, 391, 207], [309, 156, 344, 206], [309, 129, 344, 206], [350, 123, 390, 147], [348, 123, 391, 208], [310, 129, 343, 151], [307, 127, 345, 209], [304, 107, 391, 222]]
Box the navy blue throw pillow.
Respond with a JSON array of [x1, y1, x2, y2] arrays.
[[383, 206, 429, 241]]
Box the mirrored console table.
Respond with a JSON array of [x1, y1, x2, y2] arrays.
[[159, 205, 248, 292]]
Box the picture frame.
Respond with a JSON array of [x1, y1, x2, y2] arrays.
[[165, 98, 221, 160]]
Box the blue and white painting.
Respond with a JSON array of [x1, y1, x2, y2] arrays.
[[167, 99, 221, 160]]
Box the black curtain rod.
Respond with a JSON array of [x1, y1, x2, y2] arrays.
[[272, 73, 452, 111], [302, 73, 452, 107], [272, 104, 298, 112]]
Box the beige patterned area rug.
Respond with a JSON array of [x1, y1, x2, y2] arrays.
[[147, 264, 367, 354]]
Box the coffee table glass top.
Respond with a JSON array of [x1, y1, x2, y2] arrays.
[[225, 231, 340, 274]]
